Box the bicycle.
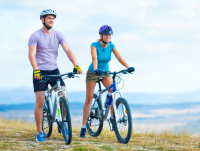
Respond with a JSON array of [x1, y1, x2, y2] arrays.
[[42, 72, 78, 145], [86, 68, 134, 144]]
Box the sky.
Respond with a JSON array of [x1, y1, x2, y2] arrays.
[[0, 0, 200, 93]]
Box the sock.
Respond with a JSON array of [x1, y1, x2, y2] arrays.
[[37, 132, 43, 136], [81, 125, 86, 129]]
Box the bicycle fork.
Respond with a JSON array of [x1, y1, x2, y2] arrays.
[[55, 90, 66, 122], [55, 90, 66, 132]]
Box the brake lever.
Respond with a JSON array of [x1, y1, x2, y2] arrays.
[[39, 80, 44, 83], [62, 76, 68, 80], [122, 70, 128, 74], [39, 77, 50, 83]]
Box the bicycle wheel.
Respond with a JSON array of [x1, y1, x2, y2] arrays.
[[113, 98, 132, 144], [42, 98, 53, 138], [86, 94, 103, 137], [59, 97, 72, 145]]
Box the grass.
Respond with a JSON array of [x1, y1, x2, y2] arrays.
[[0, 117, 200, 150]]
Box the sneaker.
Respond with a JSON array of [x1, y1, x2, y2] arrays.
[[79, 128, 86, 138], [36, 132, 46, 142], [61, 123, 68, 136]]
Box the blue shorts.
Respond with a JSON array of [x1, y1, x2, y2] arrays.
[[33, 68, 65, 92]]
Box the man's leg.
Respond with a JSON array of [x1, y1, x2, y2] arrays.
[[34, 91, 45, 133]]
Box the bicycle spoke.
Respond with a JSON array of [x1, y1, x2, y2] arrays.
[[116, 103, 129, 138], [59, 97, 72, 144], [86, 94, 103, 137], [42, 100, 53, 138], [113, 98, 132, 143]]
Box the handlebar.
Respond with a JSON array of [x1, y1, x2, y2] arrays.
[[41, 72, 78, 83], [95, 68, 134, 82], [96, 68, 134, 76], [43, 72, 75, 79]]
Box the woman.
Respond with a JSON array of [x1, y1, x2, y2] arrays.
[[80, 25, 133, 138]]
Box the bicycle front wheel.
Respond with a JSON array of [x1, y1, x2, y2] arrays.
[[59, 97, 72, 145], [113, 98, 132, 144], [42, 98, 53, 138], [86, 94, 103, 137]]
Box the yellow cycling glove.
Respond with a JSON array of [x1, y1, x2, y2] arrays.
[[34, 70, 41, 78], [73, 65, 82, 74]]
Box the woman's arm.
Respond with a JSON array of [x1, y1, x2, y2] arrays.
[[112, 47, 129, 69], [91, 46, 98, 71]]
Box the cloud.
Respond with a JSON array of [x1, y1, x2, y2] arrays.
[[0, 0, 200, 93]]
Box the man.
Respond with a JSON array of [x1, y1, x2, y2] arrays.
[[28, 9, 82, 142]]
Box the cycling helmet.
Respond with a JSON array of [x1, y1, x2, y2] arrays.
[[99, 25, 113, 35], [40, 9, 56, 30], [40, 9, 57, 19]]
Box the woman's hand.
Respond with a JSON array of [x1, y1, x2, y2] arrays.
[[128, 67, 135, 73]]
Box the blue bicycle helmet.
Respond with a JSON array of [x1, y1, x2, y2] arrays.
[[99, 25, 113, 35]]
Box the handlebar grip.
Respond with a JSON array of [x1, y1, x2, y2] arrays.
[[128, 67, 135, 72]]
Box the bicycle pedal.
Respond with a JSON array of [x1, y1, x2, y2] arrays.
[[57, 121, 62, 133], [57, 125, 61, 133]]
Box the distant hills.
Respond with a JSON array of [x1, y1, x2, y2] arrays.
[[0, 87, 200, 105]]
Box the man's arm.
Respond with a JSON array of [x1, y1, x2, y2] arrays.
[[29, 45, 38, 70], [28, 45, 42, 80], [61, 43, 82, 74]]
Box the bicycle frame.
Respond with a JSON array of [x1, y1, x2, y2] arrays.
[[44, 80, 66, 123], [91, 80, 125, 123]]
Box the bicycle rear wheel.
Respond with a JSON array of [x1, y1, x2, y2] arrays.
[[42, 98, 53, 138], [113, 98, 132, 144], [59, 97, 72, 145], [86, 94, 103, 137]]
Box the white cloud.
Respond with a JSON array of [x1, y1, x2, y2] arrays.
[[0, 0, 200, 93]]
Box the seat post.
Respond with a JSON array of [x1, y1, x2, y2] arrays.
[[97, 80, 102, 91]]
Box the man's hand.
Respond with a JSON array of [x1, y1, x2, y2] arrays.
[[34, 69, 43, 80], [73, 65, 82, 74]]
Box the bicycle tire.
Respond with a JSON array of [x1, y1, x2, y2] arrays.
[[86, 94, 104, 137], [42, 98, 53, 138], [113, 98, 132, 144], [59, 97, 72, 145]]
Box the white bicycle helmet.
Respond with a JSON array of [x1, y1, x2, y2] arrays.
[[40, 9, 57, 19]]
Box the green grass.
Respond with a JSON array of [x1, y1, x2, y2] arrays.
[[73, 147, 88, 151], [100, 145, 112, 150], [0, 117, 200, 150], [73, 141, 81, 144]]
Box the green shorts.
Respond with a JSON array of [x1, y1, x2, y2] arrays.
[[86, 70, 111, 82]]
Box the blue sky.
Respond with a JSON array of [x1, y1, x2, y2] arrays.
[[0, 0, 200, 93]]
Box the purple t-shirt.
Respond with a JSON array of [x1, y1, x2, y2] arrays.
[[28, 29, 67, 70]]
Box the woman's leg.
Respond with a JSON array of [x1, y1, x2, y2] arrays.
[[82, 81, 96, 126], [101, 77, 115, 116]]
